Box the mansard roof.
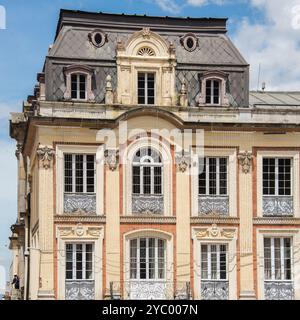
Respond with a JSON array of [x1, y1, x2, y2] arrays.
[[250, 91, 300, 108]]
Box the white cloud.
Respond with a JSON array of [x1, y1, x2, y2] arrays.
[[186, 0, 228, 6], [233, 0, 300, 90], [154, 0, 181, 14]]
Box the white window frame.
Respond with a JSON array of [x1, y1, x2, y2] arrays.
[[64, 154, 96, 194], [198, 157, 229, 196], [263, 237, 292, 282], [129, 237, 166, 281], [262, 158, 292, 196], [205, 79, 221, 105], [256, 229, 300, 300], [56, 145, 105, 215], [71, 73, 87, 101], [123, 137, 172, 216], [137, 72, 155, 105], [200, 243, 228, 281], [257, 150, 299, 218], [192, 148, 237, 217], [132, 148, 163, 195], [66, 243, 94, 281]]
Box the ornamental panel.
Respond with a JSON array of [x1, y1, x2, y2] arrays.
[[64, 193, 96, 214], [201, 280, 229, 300], [132, 195, 164, 214], [263, 196, 293, 216], [198, 196, 229, 216], [264, 281, 294, 300], [65, 280, 95, 300]]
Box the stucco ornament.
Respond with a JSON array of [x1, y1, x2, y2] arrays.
[[238, 151, 253, 174], [37, 145, 55, 169], [104, 149, 119, 171], [105, 75, 114, 104], [179, 79, 188, 107], [196, 224, 235, 239], [142, 27, 151, 39], [15, 143, 23, 159], [75, 224, 85, 237], [175, 152, 191, 172]]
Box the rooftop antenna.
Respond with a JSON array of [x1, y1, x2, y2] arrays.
[[257, 63, 261, 91], [262, 82, 266, 92]]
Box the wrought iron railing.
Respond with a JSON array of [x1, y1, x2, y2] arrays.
[[64, 193, 96, 214], [264, 281, 294, 300], [132, 194, 164, 214], [65, 280, 95, 300], [109, 281, 192, 300], [201, 280, 229, 300], [263, 196, 293, 217], [198, 196, 229, 216]]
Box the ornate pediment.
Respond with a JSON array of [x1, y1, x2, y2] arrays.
[[195, 224, 236, 240], [57, 224, 103, 239]]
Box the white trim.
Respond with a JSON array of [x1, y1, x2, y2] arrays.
[[122, 137, 172, 216], [191, 148, 237, 217], [257, 150, 299, 217], [192, 227, 238, 300], [56, 144, 104, 215], [256, 228, 300, 300]]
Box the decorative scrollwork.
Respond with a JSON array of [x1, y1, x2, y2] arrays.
[[198, 196, 229, 216], [264, 281, 294, 300], [201, 281, 229, 300], [132, 195, 164, 214], [263, 196, 293, 216], [65, 280, 95, 300], [37, 145, 55, 169], [137, 47, 155, 56], [104, 149, 119, 171], [175, 152, 191, 172], [64, 193, 96, 214], [238, 151, 253, 174]]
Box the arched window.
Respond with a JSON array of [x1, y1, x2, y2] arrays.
[[205, 79, 221, 105], [132, 147, 162, 195]]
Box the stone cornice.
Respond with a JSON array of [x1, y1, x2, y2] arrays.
[[191, 216, 239, 225], [120, 215, 176, 224], [54, 215, 106, 224], [253, 217, 300, 225]]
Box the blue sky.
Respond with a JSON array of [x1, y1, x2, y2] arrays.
[[0, 0, 300, 286]]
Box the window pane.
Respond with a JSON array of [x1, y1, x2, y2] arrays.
[[79, 75, 86, 100], [213, 80, 220, 104], [132, 166, 140, 194], [198, 158, 206, 195], [220, 245, 227, 280], [75, 155, 84, 193], [210, 245, 217, 280], [148, 238, 155, 279], [206, 80, 212, 104], [130, 239, 137, 279], [154, 166, 162, 194], [139, 239, 147, 279], [138, 73, 146, 104], [284, 238, 292, 280], [274, 238, 282, 280], [264, 238, 272, 280], [201, 245, 208, 279], [64, 154, 73, 192], [66, 244, 73, 280], [278, 159, 291, 196], [263, 158, 276, 195], [71, 74, 78, 99], [143, 167, 151, 194], [86, 155, 95, 193], [219, 158, 228, 195], [209, 158, 217, 195], [76, 244, 83, 280], [158, 239, 165, 279]]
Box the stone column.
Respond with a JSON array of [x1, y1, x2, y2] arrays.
[[36, 145, 55, 300], [238, 151, 256, 299]]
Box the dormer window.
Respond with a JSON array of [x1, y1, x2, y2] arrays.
[[205, 79, 221, 105], [71, 74, 87, 100], [199, 71, 229, 107], [64, 65, 95, 102], [138, 72, 155, 105]]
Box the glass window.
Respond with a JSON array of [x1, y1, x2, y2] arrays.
[[263, 158, 291, 196], [132, 148, 163, 196], [205, 79, 220, 105], [65, 243, 94, 280], [71, 74, 87, 100], [201, 244, 228, 280], [199, 157, 228, 196], [138, 73, 155, 105], [64, 154, 95, 194], [130, 238, 166, 280], [264, 237, 292, 281]]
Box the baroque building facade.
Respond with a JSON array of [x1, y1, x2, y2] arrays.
[[8, 9, 300, 300]]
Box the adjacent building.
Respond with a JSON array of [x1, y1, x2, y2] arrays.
[[8, 9, 300, 300]]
